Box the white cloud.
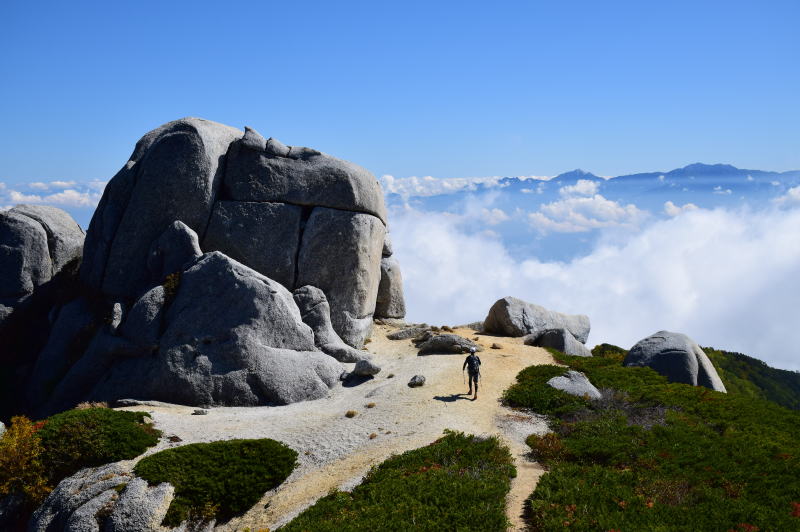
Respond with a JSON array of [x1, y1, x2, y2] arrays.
[[664, 201, 699, 217], [528, 194, 648, 233], [559, 179, 600, 197], [713, 186, 732, 195], [774, 185, 800, 207], [9, 190, 43, 203], [746, 175, 754, 182], [29, 182, 50, 190], [480, 208, 510, 225], [379, 174, 548, 198], [521, 182, 546, 195], [391, 205, 800, 370], [6, 186, 103, 208], [50, 180, 77, 188], [658, 175, 665, 182]]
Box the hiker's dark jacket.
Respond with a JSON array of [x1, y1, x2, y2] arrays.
[[463, 354, 481, 375]]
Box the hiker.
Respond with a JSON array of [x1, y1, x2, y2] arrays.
[[463, 347, 481, 400]]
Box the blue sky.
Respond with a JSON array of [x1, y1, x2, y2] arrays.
[[1, 0, 798, 184], [1, 1, 799, 369]]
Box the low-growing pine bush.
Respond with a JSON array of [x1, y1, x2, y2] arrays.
[[134, 438, 298, 527]]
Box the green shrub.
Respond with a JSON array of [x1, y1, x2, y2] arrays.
[[511, 348, 800, 530], [134, 439, 298, 527], [282, 431, 516, 532], [37, 407, 161, 483]]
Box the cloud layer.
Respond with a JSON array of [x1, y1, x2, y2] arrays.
[[391, 204, 800, 371]]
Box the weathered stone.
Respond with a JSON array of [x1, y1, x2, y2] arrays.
[[386, 326, 430, 341], [483, 296, 590, 343], [374, 256, 406, 319], [353, 359, 381, 377], [223, 137, 387, 223], [297, 208, 385, 348], [547, 370, 601, 399], [82, 118, 242, 298], [146, 220, 202, 282], [118, 285, 165, 348], [408, 375, 426, 387], [293, 285, 370, 362], [29, 462, 132, 532], [203, 201, 302, 289], [11, 204, 84, 274], [525, 328, 592, 357], [240, 126, 267, 151], [624, 331, 727, 392], [0, 209, 51, 299], [106, 477, 174, 532], [416, 333, 482, 355], [382, 234, 393, 257]]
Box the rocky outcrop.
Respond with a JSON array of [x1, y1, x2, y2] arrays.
[[29, 462, 174, 532], [81, 118, 241, 298], [547, 370, 601, 399], [37, 253, 346, 414], [623, 331, 727, 392], [525, 328, 592, 357], [374, 235, 406, 319], [483, 297, 590, 343], [80, 118, 388, 348], [0, 205, 83, 310]]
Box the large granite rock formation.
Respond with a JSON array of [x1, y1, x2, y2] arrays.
[[0, 205, 84, 315], [33, 253, 346, 415], [623, 331, 727, 392], [80, 118, 394, 347], [483, 296, 590, 342]]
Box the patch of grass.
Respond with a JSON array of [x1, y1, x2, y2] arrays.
[[345, 410, 357, 418], [282, 431, 516, 532], [510, 349, 800, 531], [0, 416, 50, 508], [36, 407, 161, 484], [134, 439, 297, 527]]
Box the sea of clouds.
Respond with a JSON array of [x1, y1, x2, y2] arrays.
[[389, 180, 800, 371]]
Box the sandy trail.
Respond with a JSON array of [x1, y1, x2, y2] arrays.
[[118, 325, 554, 531]]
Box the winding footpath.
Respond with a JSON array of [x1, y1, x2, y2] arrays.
[[119, 325, 554, 531]]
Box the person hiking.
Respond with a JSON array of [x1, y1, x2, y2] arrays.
[[463, 347, 481, 400]]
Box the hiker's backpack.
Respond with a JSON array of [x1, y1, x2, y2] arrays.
[[466, 354, 481, 374]]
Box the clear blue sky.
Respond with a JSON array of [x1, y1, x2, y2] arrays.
[[1, 0, 798, 184]]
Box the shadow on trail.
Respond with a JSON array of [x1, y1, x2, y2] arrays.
[[433, 393, 473, 403], [341, 374, 374, 388]]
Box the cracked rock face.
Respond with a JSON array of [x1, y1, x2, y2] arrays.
[[81, 118, 395, 347], [0, 205, 84, 308]]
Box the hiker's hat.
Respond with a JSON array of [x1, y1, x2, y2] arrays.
[[469, 347, 477, 353]]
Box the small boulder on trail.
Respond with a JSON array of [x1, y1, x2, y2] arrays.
[[408, 375, 426, 387], [623, 331, 727, 392], [414, 333, 482, 355]]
